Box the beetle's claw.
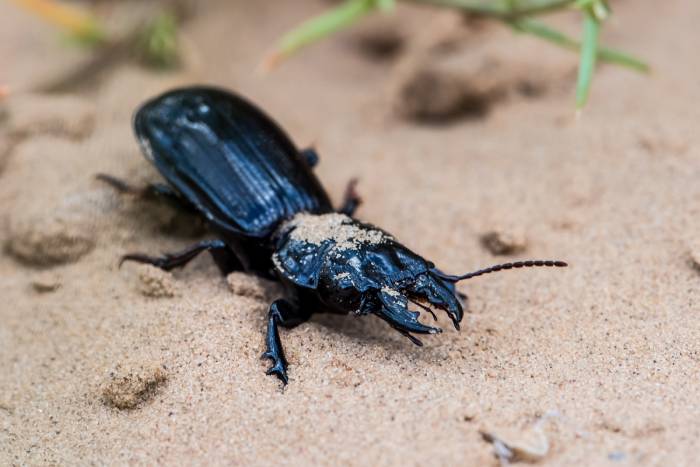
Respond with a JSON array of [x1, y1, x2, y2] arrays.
[[263, 353, 288, 385], [375, 288, 443, 345], [408, 272, 466, 329]]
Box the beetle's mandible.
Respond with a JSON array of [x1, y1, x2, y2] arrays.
[[98, 86, 567, 385]]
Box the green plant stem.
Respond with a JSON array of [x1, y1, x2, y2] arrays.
[[267, 0, 648, 109], [576, 9, 600, 108], [269, 0, 377, 66], [511, 19, 649, 72], [405, 0, 574, 19]]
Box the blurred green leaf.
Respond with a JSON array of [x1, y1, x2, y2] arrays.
[[9, 0, 106, 47], [377, 0, 397, 11], [62, 24, 107, 48], [137, 12, 180, 69]]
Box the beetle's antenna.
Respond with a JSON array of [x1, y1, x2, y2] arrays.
[[434, 260, 567, 282]]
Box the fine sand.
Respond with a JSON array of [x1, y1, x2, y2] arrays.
[[1, 0, 699, 465]]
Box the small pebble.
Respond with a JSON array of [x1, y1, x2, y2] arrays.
[[689, 240, 700, 271], [101, 363, 168, 410], [137, 265, 177, 298], [353, 22, 405, 61], [480, 426, 549, 464], [389, 22, 572, 125], [31, 271, 62, 293], [481, 228, 528, 256], [5, 189, 113, 267], [6, 211, 96, 266], [0, 133, 14, 171], [608, 451, 626, 462], [393, 66, 490, 122], [226, 272, 269, 300]]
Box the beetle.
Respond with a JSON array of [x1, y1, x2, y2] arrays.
[[98, 86, 566, 385]]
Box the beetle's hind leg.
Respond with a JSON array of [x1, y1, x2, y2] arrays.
[[262, 299, 311, 385], [338, 178, 362, 216], [96, 173, 196, 213], [121, 239, 242, 274]]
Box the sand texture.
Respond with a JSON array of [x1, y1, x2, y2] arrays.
[[1, 0, 699, 465]]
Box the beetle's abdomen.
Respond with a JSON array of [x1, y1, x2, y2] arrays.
[[133, 87, 334, 239]]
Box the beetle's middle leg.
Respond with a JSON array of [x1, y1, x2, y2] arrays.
[[338, 178, 362, 216], [121, 239, 242, 274], [262, 299, 311, 385]]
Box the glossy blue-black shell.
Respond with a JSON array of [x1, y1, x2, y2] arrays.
[[133, 86, 333, 239]]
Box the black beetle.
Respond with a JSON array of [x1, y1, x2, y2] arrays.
[[99, 86, 566, 385]]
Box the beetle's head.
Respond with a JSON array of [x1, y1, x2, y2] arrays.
[[274, 213, 566, 345], [310, 238, 466, 344]]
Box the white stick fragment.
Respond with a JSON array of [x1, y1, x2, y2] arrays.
[[480, 414, 553, 464]]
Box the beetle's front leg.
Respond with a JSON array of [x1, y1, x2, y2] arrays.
[[262, 299, 311, 385]]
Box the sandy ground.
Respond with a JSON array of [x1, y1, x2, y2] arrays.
[[1, 0, 699, 465]]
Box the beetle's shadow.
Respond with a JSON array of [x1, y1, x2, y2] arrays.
[[118, 194, 209, 240], [310, 312, 451, 360]]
